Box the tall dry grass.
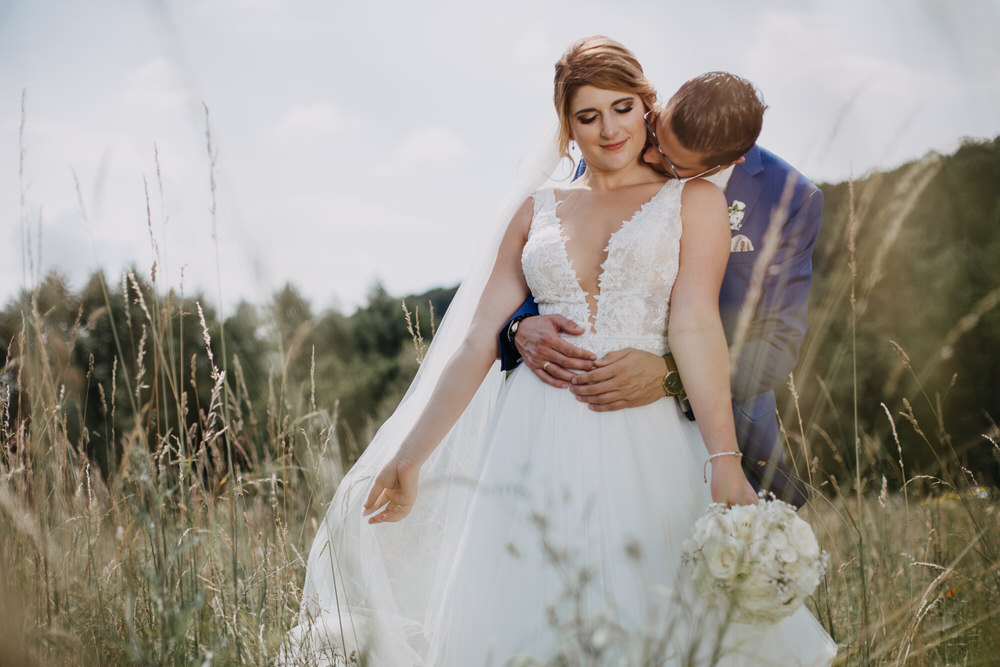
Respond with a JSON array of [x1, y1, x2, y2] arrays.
[[3, 124, 999, 664], [0, 267, 349, 664], [781, 153, 1000, 665]]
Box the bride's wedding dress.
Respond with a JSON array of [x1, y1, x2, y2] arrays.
[[286, 181, 837, 666]]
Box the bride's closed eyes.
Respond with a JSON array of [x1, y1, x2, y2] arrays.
[[577, 105, 635, 124], [574, 96, 637, 124]]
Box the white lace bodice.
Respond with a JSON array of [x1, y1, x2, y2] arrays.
[[521, 182, 683, 357]]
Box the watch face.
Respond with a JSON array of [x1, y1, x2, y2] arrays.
[[663, 371, 684, 396]]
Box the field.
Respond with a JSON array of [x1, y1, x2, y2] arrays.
[[3, 139, 1000, 665]]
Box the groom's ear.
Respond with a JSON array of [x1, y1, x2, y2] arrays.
[[730, 156, 746, 166]]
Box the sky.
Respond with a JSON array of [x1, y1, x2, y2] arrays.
[[2, 0, 999, 314]]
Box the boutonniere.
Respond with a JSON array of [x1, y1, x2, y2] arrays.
[[728, 200, 746, 232]]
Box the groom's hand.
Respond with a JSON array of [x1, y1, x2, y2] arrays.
[[514, 314, 596, 388], [569, 348, 666, 411]]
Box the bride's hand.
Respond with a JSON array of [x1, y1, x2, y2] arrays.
[[709, 457, 758, 506], [363, 456, 421, 524]]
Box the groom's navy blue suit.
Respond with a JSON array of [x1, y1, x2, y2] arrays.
[[499, 145, 822, 507]]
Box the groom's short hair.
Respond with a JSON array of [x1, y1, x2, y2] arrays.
[[667, 72, 767, 166]]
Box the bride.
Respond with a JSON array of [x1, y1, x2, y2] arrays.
[[286, 36, 837, 665]]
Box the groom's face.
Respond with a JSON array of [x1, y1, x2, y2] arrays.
[[643, 108, 715, 179]]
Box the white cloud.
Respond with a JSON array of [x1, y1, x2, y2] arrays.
[[513, 25, 553, 65], [119, 58, 192, 114], [275, 104, 366, 142], [188, 0, 328, 41], [383, 127, 468, 175], [2, 0, 998, 312]]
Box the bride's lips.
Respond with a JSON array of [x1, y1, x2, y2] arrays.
[[601, 139, 628, 151]]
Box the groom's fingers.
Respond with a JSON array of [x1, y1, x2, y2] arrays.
[[547, 338, 597, 365], [573, 385, 624, 404], [530, 363, 571, 389], [570, 348, 666, 407], [524, 342, 596, 373], [545, 314, 587, 337], [571, 365, 664, 410], [535, 349, 593, 375], [570, 364, 618, 387], [574, 382, 661, 410], [522, 338, 594, 365], [523, 348, 595, 387], [515, 316, 596, 365]]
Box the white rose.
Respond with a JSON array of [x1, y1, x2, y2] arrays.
[[789, 517, 820, 559], [771, 531, 799, 564], [783, 559, 804, 582], [751, 513, 771, 542], [728, 200, 746, 231], [750, 534, 777, 565], [727, 505, 756, 542], [768, 499, 796, 521], [704, 535, 744, 581], [694, 513, 721, 538], [682, 537, 698, 557], [703, 514, 731, 543], [758, 555, 784, 581], [797, 568, 823, 596], [740, 573, 781, 612]]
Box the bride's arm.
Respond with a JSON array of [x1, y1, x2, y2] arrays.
[[668, 179, 758, 506], [364, 197, 535, 523]]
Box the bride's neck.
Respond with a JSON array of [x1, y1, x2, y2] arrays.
[[581, 161, 662, 192]]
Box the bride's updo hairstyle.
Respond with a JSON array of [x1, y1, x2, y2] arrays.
[[553, 36, 657, 158]]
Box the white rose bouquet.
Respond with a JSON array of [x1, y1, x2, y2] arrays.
[[681, 498, 827, 625]]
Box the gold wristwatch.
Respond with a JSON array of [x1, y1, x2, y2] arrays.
[[661, 353, 685, 397]]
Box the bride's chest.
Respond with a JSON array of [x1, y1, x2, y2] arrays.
[[521, 205, 682, 297]]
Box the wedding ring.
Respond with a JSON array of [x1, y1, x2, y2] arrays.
[[542, 361, 551, 372]]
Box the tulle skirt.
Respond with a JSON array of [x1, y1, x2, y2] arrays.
[[286, 365, 837, 665], [424, 366, 836, 666]]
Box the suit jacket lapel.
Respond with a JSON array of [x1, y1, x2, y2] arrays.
[[725, 144, 764, 213]]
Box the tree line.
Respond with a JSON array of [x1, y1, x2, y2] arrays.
[[2, 136, 998, 489]]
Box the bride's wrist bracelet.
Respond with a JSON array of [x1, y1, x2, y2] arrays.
[[703, 451, 743, 483]]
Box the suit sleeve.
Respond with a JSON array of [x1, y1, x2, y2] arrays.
[[497, 296, 540, 370], [730, 186, 823, 402]]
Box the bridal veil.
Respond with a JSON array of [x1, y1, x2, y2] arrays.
[[281, 128, 562, 665]]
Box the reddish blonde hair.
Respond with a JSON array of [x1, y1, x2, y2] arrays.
[[553, 36, 657, 157]]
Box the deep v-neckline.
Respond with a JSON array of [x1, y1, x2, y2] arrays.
[[551, 182, 671, 330]]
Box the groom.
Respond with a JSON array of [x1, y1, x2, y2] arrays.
[[498, 72, 821, 507]]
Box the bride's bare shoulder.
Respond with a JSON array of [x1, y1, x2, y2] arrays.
[[505, 195, 536, 237]]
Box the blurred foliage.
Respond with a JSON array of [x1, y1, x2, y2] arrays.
[[2, 138, 998, 487], [2, 137, 1000, 666], [787, 136, 1000, 488], [0, 270, 453, 477]]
